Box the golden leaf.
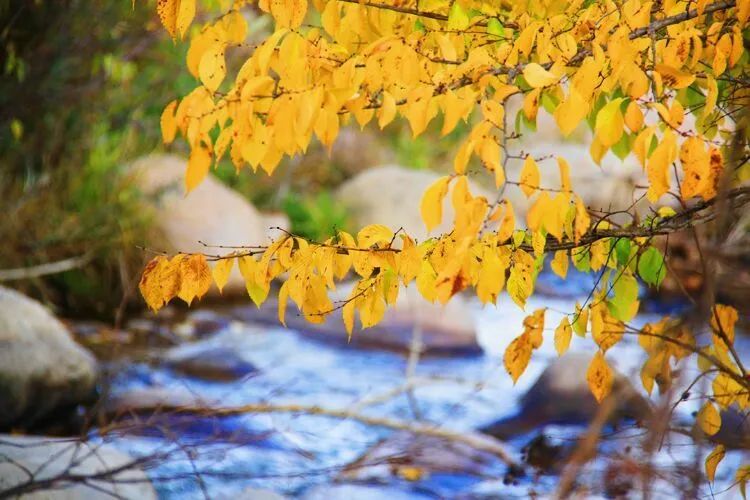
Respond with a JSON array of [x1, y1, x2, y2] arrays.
[[705, 445, 725, 483], [574, 196, 590, 243], [139, 255, 182, 311], [278, 281, 289, 326], [176, 254, 212, 305], [586, 350, 613, 403], [595, 98, 624, 149], [523, 63, 560, 88], [504, 332, 533, 384], [420, 176, 452, 233], [157, 0, 178, 38], [697, 402, 722, 436], [554, 316, 572, 356], [519, 156, 540, 197], [654, 64, 696, 89], [551, 250, 569, 279], [176, 0, 196, 38], [646, 130, 677, 203], [186, 144, 212, 193], [160, 100, 178, 144], [523, 308, 546, 349], [624, 101, 643, 133], [211, 257, 235, 293]]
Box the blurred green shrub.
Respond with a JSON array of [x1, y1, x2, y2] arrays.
[[0, 0, 189, 318], [282, 192, 351, 241]]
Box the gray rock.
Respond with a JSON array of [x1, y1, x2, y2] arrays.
[[0, 286, 98, 427], [0, 434, 156, 499], [163, 343, 257, 381], [340, 431, 499, 482], [481, 352, 651, 439], [335, 165, 495, 242]]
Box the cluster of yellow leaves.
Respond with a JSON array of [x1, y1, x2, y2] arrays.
[[157, 0, 746, 199], [150, 0, 750, 491]]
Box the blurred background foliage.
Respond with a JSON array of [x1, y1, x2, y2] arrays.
[[0, 0, 466, 319]]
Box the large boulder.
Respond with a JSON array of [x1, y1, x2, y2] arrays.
[[0, 435, 156, 499], [232, 283, 482, 356], [131, 155, 289, 297], [0, 286, 98, 428], [480, 352, 651, 439], [335, 165, 495, 242]]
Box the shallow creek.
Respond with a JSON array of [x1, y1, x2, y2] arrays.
[[90, 271, 746, 499]]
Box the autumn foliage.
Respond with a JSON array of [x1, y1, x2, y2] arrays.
[[141, 0, 750, 491]]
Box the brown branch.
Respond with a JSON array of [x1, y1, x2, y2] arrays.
[[109, 402, 520, 467]]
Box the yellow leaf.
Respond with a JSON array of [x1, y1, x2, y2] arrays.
[[342, 299, 355, 338], [554, 316, 572, 356], [697, 402, 722, 436], [736, 464, 750, 499], [177, 254, 212, 305], [523, 63, 560, 88], [519, 156, 540, 197], [711, 304, 738, 348], [554, 89, 587, 136], [278, 281, 289, 326], [504, 332, 533, 383], [655, 64, 695, 89], [523, 88, 541, 121], [497, 201, 515, 243], [646, 130, 677, 202], [524, 308, 546, 348], [680, 136, 711, 199], [574, 196, 590, 243], [476, 246, 508, 304], [705, 445, 725, 483], [358, 224, 394, 248], [211, 257, 234, 293], [378, 91, 397, 129], [160, 100, 178, 144], [595, 98, 624, 149], [420, 176, 452, 233], [186, 145, 212, 193], [557, 157, 571, 192], [270, 0, 307, 29], [591, 303, 624, 352], [199, 43, 227, 93], [586, 350, 613, 403], [624, 101, 643, 133], [176, 0, 196, 38], [157, 0, 178, 38], [551, 250, 569, 279], [572, 302, 588, 336], [507, 249, 535, 309], [139, 255, 182, 311]]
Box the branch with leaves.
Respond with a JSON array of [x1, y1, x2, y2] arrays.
[[144, 0, 750, 494]]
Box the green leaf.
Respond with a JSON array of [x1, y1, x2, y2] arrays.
[[638, 247, 666, 287], [608, 272, 639, 321], [612, 132, 631, 160], [573, 248, 591, 272], [448, 2, 470, 30], [615, 239, 632, 267], [541, 92, 559, 114], [414, 19, 426, 32], [487, 18, 505, 38]]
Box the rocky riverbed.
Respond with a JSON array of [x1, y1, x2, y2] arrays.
[[1, 275, 746, 499]]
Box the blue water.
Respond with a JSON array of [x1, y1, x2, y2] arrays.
[[92, 274, 747, 499]]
